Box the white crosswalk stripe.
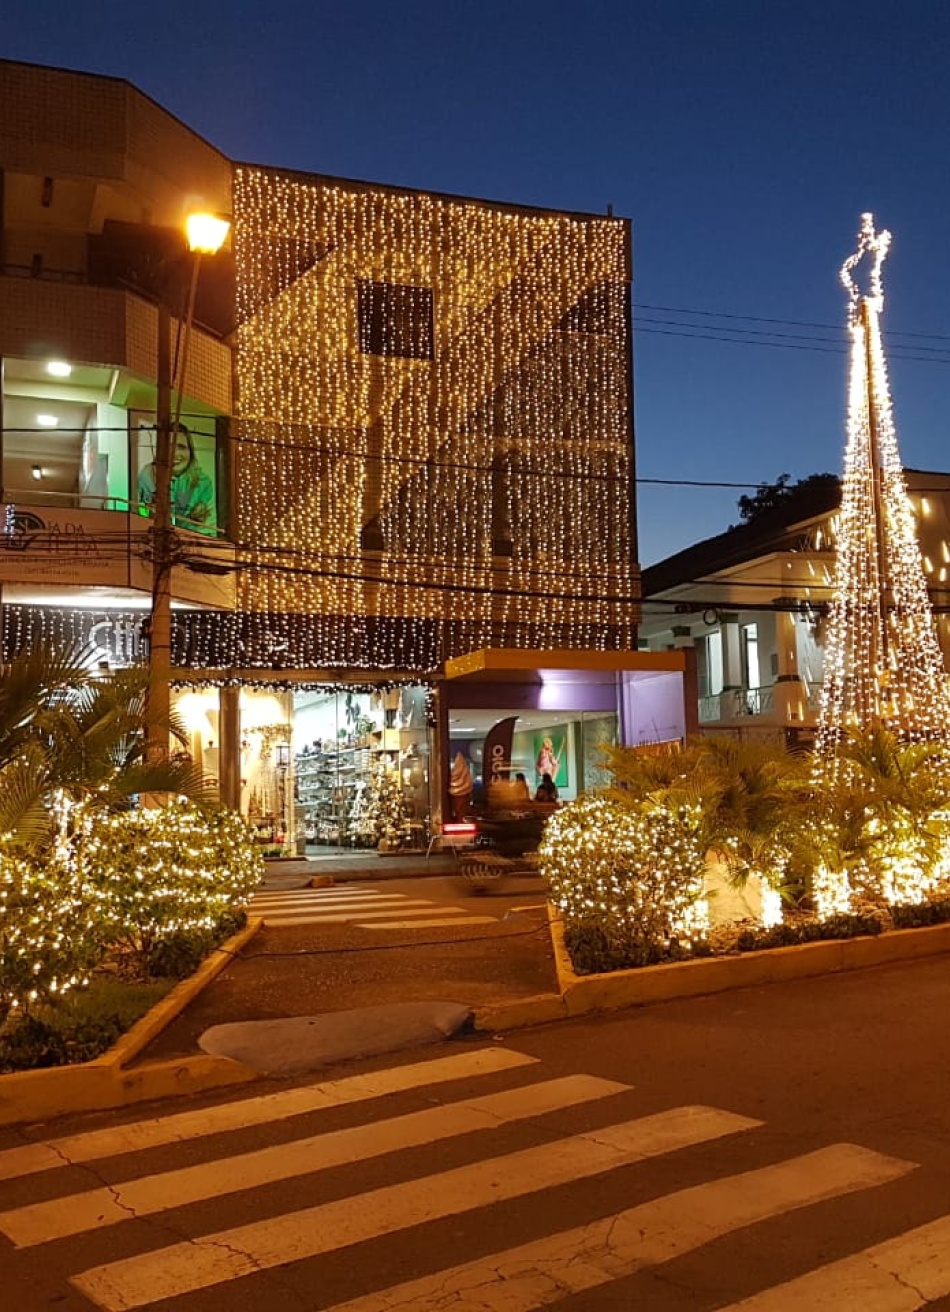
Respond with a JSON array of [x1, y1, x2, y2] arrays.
[[72, 1105, 761, 1308], [0, 1047, 537, 1181], [0, 1074, 631, 1246], [320, 1144, 915, 1312], [719, 1213, 950, 1310], [1, 1045, 943, 1312], [250, 882, 497, 928]]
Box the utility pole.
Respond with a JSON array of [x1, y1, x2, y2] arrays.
[[144, 212, 230, 773], [146, 299, 174, 765]]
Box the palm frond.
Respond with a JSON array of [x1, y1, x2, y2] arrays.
[[0, 757, 57, 851]]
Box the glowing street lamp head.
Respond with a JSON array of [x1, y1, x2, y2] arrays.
[[840, 211, 892, 325], [185, 212, 231, 255]]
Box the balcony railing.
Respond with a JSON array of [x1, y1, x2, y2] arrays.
[[698, 682, 827, 727], [698, 685, 777, 723]]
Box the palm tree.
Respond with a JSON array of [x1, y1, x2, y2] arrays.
[[0, 645, 211, 851], [689, 737, 808, 884], [807, 726, 950, 903], [606, 736, 808, 889]]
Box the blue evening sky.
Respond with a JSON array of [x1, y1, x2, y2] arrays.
[[6, 1, 950, 565]]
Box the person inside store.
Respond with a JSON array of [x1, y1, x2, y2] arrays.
[[512, 771, 531, 802], [534, 772, 559, 802], [138, 422, 214, 528]]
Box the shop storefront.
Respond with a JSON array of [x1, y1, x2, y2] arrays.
[[438, 648, 690, 825], [291, 685, 432, 854], [168, 680, 434, 858]]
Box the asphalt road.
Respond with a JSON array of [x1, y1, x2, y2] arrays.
[[3, 950, 950, 1309], [141, 872, 557, 1064]]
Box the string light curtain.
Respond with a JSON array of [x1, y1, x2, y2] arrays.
[[229, 167, 638, 672], [814, 213, 950, 776]]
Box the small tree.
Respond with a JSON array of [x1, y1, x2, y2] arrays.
[[0, 647, 210, 854], [540, 793, 708, 971], [361, 771, 410, 850], [806, 727, 950, 913]]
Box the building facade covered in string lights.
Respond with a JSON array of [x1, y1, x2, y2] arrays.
[[0, 58, 684, 852]]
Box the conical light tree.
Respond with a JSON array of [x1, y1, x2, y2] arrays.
[[813, 213, 950, 782]]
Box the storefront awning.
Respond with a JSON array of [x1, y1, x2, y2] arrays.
[[443, 648, 686, 683]]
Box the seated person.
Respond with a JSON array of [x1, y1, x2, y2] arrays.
[[534, 772, 559, 802]]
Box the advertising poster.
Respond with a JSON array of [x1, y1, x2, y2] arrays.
[[132, 411, 218, 534], [534, 730, 568, 788]]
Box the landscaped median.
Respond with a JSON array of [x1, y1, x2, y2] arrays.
[[0, 920, 263, 1129], [473, 905, 950, 1032]]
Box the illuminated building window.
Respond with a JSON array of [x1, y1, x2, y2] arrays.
[[358, 281, 434, 359], [559, 281, 624, 337]]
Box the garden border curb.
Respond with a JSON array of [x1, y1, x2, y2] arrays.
[[0, 919, 263, 1129], [541, 905, 950, 1016]]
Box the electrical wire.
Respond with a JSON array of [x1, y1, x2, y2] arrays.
[[633, 300, 950, 344]]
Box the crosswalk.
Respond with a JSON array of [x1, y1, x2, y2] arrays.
[[250, 881, 497, 929], [0, 1045, 948, 1310]]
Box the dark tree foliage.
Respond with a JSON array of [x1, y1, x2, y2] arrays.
[[736, 472, 840, 526]]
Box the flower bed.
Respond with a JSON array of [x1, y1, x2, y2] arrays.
[[538, 733, 950, 981]]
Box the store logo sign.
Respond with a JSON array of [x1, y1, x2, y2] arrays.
[[2, 509, 45, 550], [1, 506, 103, 560]]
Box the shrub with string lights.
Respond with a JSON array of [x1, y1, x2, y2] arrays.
[[540, 794, 708, 971], [71, 800, 264, 974], [0, 839, 105, 1027]]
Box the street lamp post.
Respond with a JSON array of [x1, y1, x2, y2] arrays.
[[145, 212, 230, 768]]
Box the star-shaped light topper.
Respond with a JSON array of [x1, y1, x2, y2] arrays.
[[840, 212, 892, 327]]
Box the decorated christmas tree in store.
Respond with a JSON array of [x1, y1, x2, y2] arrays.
[[360, 768, 411, 851], [348, 780, 377, 848]]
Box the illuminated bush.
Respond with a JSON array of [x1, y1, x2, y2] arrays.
[[72, 800, 264, 971], [0, 840, 105, 1026], [803, 731, 950, 916], [539, 793, 708, 969], [0, 801, 263, 1034]]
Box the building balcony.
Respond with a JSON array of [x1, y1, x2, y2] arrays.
[[698, 681, 822, 731], [0, 271, 231, 414], [0, 501, 236, 610]]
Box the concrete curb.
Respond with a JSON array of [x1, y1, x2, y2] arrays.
[[544, 905, 950, 1016], [0, 920, 264, 1129], [473, 992, 567, 1032]]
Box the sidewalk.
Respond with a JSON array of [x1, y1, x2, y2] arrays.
[[261, 850, 464, 885], [134, 858, 560, 1076]]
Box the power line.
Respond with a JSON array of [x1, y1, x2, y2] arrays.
[[634, 301, 950, 345], [634, 321, 950, 365]]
